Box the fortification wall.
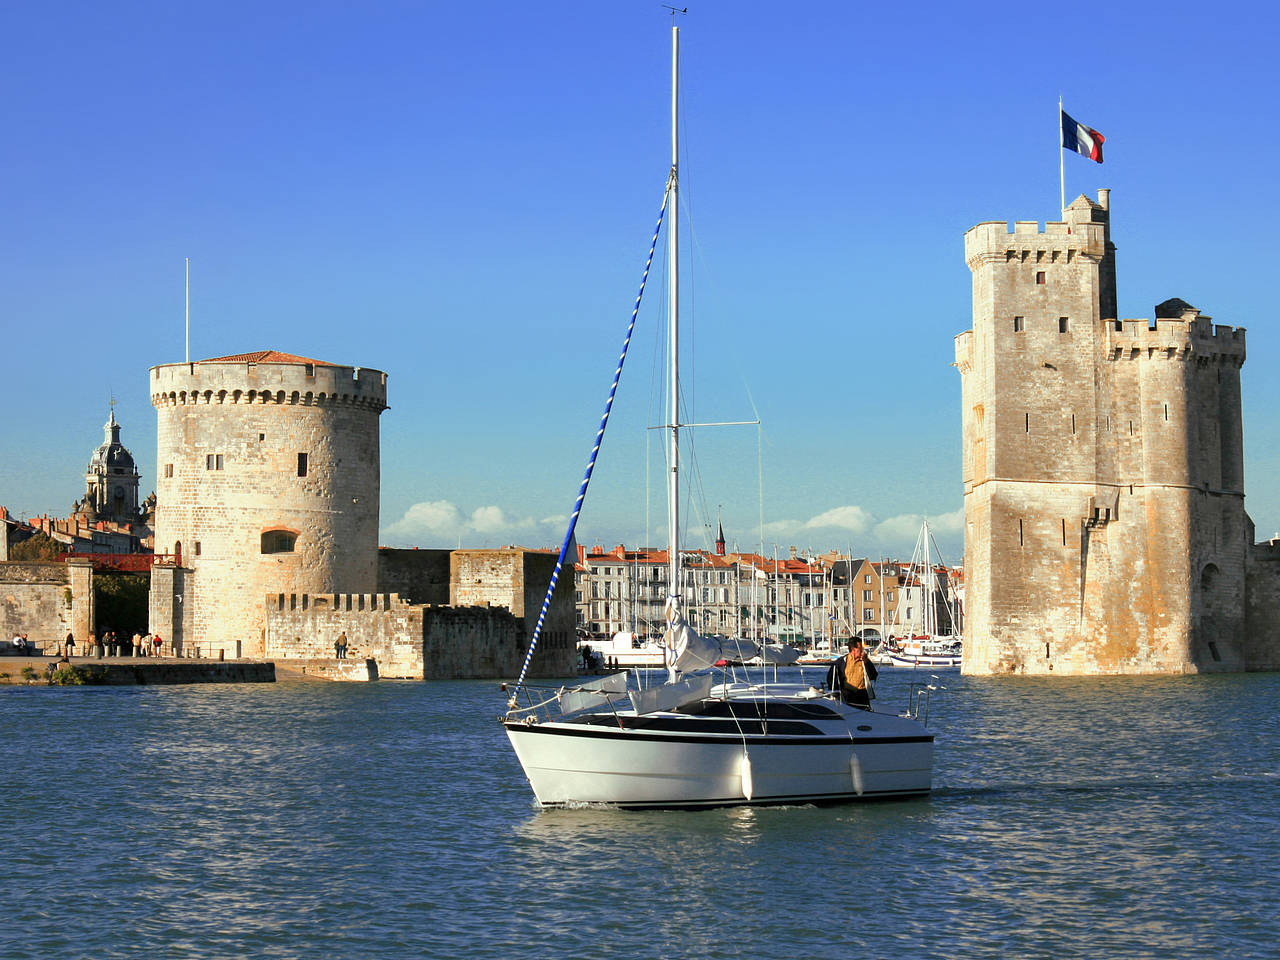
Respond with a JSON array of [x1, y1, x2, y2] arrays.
[[0, 560, 93, 652], [264, 592, 424, 678], [149, 359, 387, 658], [451, 549, 577, 673], [1245, 539, 1280, 670], [423, 604, 529, 679], [377, 548, 450, 604]]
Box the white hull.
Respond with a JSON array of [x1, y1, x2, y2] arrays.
[[886, 654, 962, 669], [504, 684, 932, 809]]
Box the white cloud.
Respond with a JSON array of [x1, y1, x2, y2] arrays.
[[471, 505, 515, 533], [385, 500, 464, 535], [874, 508, 965, 556], [802, 505, 874, 533], [383, 499, 560, 547]]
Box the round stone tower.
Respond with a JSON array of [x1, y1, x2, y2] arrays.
[[149, 351, 388, 657]]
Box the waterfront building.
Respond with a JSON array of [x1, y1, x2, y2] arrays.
[[574, 544, 961, 648]]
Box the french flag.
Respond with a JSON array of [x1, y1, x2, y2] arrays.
[[1061, 109, 1105, 163]]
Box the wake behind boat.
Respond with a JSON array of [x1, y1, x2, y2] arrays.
[[500, 23, 935, 810]]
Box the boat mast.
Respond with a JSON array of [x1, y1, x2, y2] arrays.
[[666, 23, 681, 612]]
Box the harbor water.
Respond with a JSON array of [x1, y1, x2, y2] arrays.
[[3, 667, 1278, 959]]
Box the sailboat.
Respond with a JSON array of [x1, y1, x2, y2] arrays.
[[500, 24, 934, 809], [883, 519, 962, 669]]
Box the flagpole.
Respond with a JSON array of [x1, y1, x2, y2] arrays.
[[1058, 95, 1066, 217], [185, 257, 190, 364]]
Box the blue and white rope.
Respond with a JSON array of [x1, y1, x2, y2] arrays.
[[508, 193, 670, 706]]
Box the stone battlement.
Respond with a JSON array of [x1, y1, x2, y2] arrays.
[[1104, 318, 1246, 362], [150, 360, 388, 412], [965, 218, 1107, 267]]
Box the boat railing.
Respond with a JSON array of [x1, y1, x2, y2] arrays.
[[501, 675, 631, 725], [906, 676, 946, 725]]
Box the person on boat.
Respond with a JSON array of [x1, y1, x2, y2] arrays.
[[826, 637, 878, 709]]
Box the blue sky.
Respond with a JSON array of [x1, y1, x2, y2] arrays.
[[4, 1, 1277, 564]]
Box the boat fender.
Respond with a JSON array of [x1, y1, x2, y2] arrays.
[[740, 752, 754, 802], [850, 753, 865, 797]]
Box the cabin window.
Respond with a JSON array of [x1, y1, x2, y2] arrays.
[[261, 530, 298, 554]]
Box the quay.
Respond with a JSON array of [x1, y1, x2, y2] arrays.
[[0, 654, 275, 686]]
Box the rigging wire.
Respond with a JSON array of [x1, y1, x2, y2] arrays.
[[508, 192, 670, 706]]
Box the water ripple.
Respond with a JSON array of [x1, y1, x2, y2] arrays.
[[2, 672, 1278, 958]]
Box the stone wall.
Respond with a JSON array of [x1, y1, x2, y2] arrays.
[[0, 560, 93, 651], [377, 548, 450, 604], [264, 592, 425, 678], [262, 591, 569, 679], [1245, 537, 1280, 671], [451, 548, 577, 668]]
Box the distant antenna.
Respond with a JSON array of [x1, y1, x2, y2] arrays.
[[185, 257, 190, 364]]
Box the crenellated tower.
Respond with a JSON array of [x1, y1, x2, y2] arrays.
[[955, 191, 1248, 674], [149, 351, 388, 658]]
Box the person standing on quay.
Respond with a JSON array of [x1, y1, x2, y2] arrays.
[[65, 632, 76, 658], [335, 632, 347, 659]]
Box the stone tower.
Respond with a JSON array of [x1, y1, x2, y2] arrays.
[[955, 191, 1248, 675], [73, 406, 142, 525], [149, 351, 388, 657]]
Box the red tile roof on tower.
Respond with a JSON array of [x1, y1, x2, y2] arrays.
[[200, 350, 336, 366]]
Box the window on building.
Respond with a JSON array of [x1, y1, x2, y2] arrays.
[[864, 574, 871, 583], [863, 590, 873, 602], [1036, 272, 1045, 284], [886, 591, 894, 602], [864, 609, 874, 621], [297, 453, 308, 477], [206, 454, 224, 470], [260, 530, 297, 554], [194, 542, 201, 556], [1013, 316, 1024, 332], [1059, 316, 1069, 333], [164, 463, 174, 478]]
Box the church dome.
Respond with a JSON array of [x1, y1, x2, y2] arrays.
[[88, 409, 136, 473]]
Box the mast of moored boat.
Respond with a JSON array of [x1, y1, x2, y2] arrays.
[[666, 24, 681, 623]]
